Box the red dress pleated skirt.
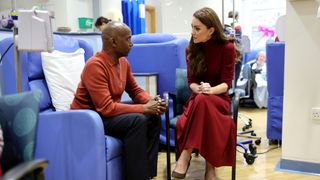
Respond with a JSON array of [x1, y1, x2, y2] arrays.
[[176, 93, 236, 167]]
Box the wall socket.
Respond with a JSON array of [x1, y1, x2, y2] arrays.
[[311, 108, 320, 120]]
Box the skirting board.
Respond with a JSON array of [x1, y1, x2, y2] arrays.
[[276, 159, 320, 176]]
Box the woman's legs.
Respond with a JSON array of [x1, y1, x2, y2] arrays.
[[205, 161, 217, 180], [173, 148, 193, 174]]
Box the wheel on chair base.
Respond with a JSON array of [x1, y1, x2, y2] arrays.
[[243, 153, 256, 165], [255, 139, 261, 145], [242, 124, 251, 131]]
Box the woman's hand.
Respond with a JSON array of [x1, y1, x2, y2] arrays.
[[191, 82, 228, 95], [200, 82, 212, 94], [190, 83, 203, 93]]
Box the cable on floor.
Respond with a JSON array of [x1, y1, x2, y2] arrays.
[[236, 146, 279, 155]]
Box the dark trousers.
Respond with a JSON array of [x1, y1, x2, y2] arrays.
[[102, 113, 161, 180]]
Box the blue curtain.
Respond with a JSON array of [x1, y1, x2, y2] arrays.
[[122, 0, 146, 35]]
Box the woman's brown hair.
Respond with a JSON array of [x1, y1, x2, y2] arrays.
[[188, 7, 239, 77]]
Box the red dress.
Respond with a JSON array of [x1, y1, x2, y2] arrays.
[[176, 40, 236, 167]]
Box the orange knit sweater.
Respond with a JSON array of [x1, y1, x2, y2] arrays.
[[71, 51, 150, 117]]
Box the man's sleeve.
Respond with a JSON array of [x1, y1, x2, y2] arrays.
[[82, 60, 145, 117]]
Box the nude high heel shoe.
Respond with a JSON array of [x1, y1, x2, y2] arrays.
[[171, 158, 191, 179]]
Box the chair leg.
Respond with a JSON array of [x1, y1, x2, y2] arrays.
[[174, 128, 179, 161], [232, 165, 236, 180], [232, 124, 237, 180], [165, 110, 171, 180], [232, 93, 239, 180]]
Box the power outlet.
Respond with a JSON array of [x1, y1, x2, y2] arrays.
[[311, 108, 320, 120]]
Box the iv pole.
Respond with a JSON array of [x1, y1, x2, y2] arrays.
[[222, 0, 224, 25], [226, 1, 237, 180], [11, 0, 22, 93]]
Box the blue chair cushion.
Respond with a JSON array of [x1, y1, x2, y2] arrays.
[[0, 91, 41, 172], [168, 69, 191, 129], [29, 80, 53, 111], [105, 136, 123, 162]]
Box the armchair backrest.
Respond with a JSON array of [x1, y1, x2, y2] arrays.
[[266, 42, 285, 97], [175, 68, 192, 115], [127, 33, 189, 95], [0, 35, 93, 112]]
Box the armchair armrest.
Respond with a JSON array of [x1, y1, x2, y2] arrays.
[[2, 159, 48, 180], [35, 110, 106, 180], [163, 91, 177, 117]]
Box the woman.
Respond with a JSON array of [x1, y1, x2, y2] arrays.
[[252, 51, 268, 108], [94, 16, 111, 31], [172, 7, 237, 179]]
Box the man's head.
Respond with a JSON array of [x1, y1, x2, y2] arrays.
[[101, 21, 133, 59]]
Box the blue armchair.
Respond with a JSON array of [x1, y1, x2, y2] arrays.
[[0, 35, 123, 180], [127, 33, 189, 145]]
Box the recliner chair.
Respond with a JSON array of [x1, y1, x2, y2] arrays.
[[0, 35, 123, 180]]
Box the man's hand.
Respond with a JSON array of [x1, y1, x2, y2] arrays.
[[143, 96, 167, 115]]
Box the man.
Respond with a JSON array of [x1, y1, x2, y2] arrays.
[[71, 21, 166, 180]]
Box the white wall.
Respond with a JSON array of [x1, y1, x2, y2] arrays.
[[146, 0, 235, 39], [0, 0, 48, 10], [100, 0, 122, 22], [240, 0, 286, 49], [0, 0, 93, 32], [145, 0, 285, 46], [282, 0, 320, 163], [144, 0, 162, 33], [1, 0, 285, 38], [65, 0, 93, 32]]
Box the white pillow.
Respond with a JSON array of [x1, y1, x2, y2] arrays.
[[41, 48, 85, 111]]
